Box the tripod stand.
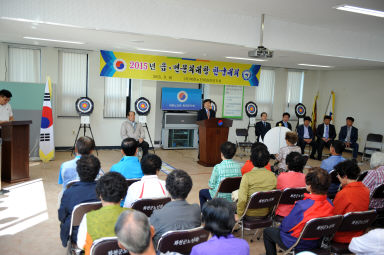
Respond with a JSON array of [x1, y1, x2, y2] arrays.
[[142, 122, 155, 154], [71, 123, 98, 156]]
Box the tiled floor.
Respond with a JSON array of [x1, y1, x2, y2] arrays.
[[0, 149, 369, 255]]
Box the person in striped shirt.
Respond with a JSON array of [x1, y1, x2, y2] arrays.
[[199, 142, 242, 208]]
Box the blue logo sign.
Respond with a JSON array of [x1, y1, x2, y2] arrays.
[[162, 88, 202, 111]]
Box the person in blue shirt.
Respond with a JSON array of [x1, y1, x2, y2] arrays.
[[58, 136, 103, 191], [320, 140, 346, 196], [110, 138, 143, 179], [58, 154, 101, 247]]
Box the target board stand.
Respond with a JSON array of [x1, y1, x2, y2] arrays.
[[294, 103, 307, 131], [71, 97, 98, 156], [245, 101, 258, 139], [135, 97, 155, 153]]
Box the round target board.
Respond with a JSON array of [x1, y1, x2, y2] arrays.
[[295, 103, 306, 118], [135, 97, 151, 116], [75, 97, 94, 115], [245, 101, 258, 117], [211, 101, 217, 112]]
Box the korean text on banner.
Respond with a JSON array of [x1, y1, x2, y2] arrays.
[[100, 50, 261, 86]]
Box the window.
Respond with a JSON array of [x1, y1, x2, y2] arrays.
[[58, 51, 88, 116], [8, 46, 41, 82], [286, 71, 304, 120], [255, 69, 275, 118], [104, 77, 130, 118]]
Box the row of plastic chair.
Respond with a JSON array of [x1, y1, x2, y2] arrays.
[[88, 226, 210, 255]]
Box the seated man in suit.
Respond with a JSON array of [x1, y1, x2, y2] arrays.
[[314, 115, 336, 160], [339, 117, 359, 160], [150, 170, 201, 246], [197, 99, 216, 121], [120, 111, 149, 156], [255, 112, 271, 142], [297, 116, 316, 155], [276, 112, 292, 130]]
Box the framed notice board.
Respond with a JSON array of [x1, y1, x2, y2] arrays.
[[222, 85, 244, 119]]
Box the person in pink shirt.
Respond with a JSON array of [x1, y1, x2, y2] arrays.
[[276, 152, 307, 217]]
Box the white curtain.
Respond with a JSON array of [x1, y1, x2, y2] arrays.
[[8, 47, 41, 82], [255, 69, 275, 118], [286, 71, 304, 120], [58, 51, 87, 116], [104, 77, 129, 118]]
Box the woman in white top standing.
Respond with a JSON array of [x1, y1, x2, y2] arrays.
[[275, 132, 301, 173]]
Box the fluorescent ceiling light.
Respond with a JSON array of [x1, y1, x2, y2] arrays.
[[298, 63, 334, 68], [1, 17, 84, 28], [23, 36, 85, 45], [136, 48, 184, 54], [225, 56, 266, 62], [334, 5, 384, 18]]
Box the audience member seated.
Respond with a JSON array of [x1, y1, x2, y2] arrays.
[[110, 138, 143, 179], [241, 142, 271, 175], [275, 132, 301, 172], [349, 228, 384, 255], [320, 140, 345, 196], [77, 172, 128, 255], [255, 112, 271, 142], [338, 117, 359, 160], [150, 169, 201, 246], [362, 152, 384, 210], [124, 154, 168, 208], [332, 160, 370, 243], [199, 142, 241, 208], [237, 144, 277, 218], [297, 116, 316, 155], [191, 198, 249, 255], [263, 168, 334, 255], [58, 155, 101, 247], [58, 136, 103, 191], [275, 152, 306, 217], [115, 210, 157, 255], [276, 112, 292, 130], [313, 115, 336, 160]]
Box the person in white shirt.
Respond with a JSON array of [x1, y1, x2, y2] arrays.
[[0, 89, 13, 193], [0, 89, 14, 124], [123, 154, 168, 208], [349, 228, 384, 255]]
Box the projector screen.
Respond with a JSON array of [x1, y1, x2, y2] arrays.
[[161, 87, 202, 111]]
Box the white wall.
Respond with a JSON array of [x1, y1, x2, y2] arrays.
[[303, 68, 384, 152]]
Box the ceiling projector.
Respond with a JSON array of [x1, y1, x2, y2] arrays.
[[248, 46, 273, 59]]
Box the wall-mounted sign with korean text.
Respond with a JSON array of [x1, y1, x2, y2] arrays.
[[100, 50, 261, 86]]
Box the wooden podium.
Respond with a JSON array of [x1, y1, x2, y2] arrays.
[[197, 118, 233, 167], [1, 121, 32, 183]]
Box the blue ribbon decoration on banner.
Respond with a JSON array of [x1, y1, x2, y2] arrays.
[[100, 50, 117, 77]]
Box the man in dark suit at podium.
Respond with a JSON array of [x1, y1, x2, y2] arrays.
[[275, 112, 292, 130], [255, 112, 271, 142], [197, 99, 216, 121], [297, 116, 316, 155], [339, 117, 359, 160], [314, 115, 336, 160]]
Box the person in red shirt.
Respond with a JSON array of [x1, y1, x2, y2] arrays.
[[275, 152, 307, 217], [333, 160, 370, 243], [241, 142, 271, 175]]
